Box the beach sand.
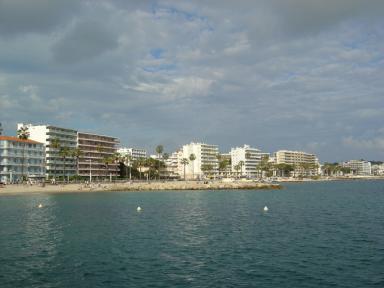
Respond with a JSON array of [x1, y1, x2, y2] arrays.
[[0, 180, 281, 195]]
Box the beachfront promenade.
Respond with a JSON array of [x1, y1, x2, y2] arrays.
[[0, 180, 281, 194]]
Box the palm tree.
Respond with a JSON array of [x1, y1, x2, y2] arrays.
[[70, 148, 83, 179], [17, 126, 30, 182], [155, 145, 164, 179], [233, 164, 241, 179], [201, 164, 214, 179], [163, 153, 169, 179], [59, 147, 71, 182], [181, 158, 189, 180], [50, 138, 61, 180], [102, 155, 114, 181], [238, 161, 245, 178], [189, 153, 196, 180]]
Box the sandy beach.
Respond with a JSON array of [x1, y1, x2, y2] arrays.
[[0, 180, 281, 195]]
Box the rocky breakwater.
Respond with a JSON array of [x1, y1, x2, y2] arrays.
[[108, 180, 282, 191]]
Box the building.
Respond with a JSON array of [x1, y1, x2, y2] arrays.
[[0, 122, 3, 135], [0, 136, 45, 183], [230, 145, 262, 178], [18, 123, 77, 179], [372, 163, 384, 176], [163, 150, 183, 179], [275, 150, 319, 176], [342, 160, 371, 175], [117, 147, 147, 161], [180, 142, 219, 179], [77, 132, 120, 179]]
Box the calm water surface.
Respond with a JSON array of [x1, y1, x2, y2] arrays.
[[1, 180, 384, 287]]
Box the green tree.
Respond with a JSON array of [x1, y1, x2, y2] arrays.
[[155, 145, 164, 179], [181, 158, 189, 180], [233, 164, 241, 178], [50, 138, 61, 180], [189, 153, 196, 179], [59, 147, 71, 182], [201, 164, 214, 178], [17, 125, 30, 181], [238, 160, 245, 177], [257, 155, 271, 179], [70, 148, 83, 178]]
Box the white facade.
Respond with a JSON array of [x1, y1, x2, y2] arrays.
[[164, 150, 183, 179], [372, 164, 384, 176], [342, 160, 371, 175], [18, 123, 77, 178], [230, 145, 262, 178], [118, 147, 147, 161], [0, 136, 45, 183], [180, 142, 219, 179]]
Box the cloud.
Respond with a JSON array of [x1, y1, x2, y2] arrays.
[[52, 20, 119, 63], [0, 0, 80, 36], [343, 136, 384, 151], [0, 0, 383, 161]]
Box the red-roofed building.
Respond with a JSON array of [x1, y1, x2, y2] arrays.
[[0, 136, 45, 183]]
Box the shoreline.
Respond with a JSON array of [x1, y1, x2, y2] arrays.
[[0, 180, 281, 195]]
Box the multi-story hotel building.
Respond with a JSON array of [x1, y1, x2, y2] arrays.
[[275, 150, 319, 176], [230, 145, 262, 178], [342, 160, 371, 175], [163, 150, 183, 179], [18, 124, 77, 179], [77, 132, 120, 179], [180, 142, 219, 179], [0, 136, 45, 183], [117, 147, 147, 161]]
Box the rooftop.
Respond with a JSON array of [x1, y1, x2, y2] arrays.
[[0, 136, 43, 144]]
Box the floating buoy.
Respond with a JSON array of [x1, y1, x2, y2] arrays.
[[137, 206, 142, 212], [263, 206, 268, 212], [38, 203, 43, 208]]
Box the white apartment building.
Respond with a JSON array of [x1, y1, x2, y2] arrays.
[[275, 150, 319, 176], [180, 142, 219, 179], [163, 150, 183, 179], [230, 145, 262, 178], [117, 147, 147, 161], [0, 136, 45, 183], [18, 123, 77, 179], [342, 160, 371, 175], [77, 132, 120, 178], [372, 164, 384, 176]]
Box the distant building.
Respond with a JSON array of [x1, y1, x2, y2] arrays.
[[230, 145, 262, 178], [163, 150, 183, 179], [180, 142, 219, 179], [372, 164, 384, 176], [18, 123, 78, 179], [275, 150, 319, 176], [0, 122, 3, 135], [118, 147, 147, 161], [0, 136, 45, 183], [77, 132, 120, 178], [342, 160, 371, 175]]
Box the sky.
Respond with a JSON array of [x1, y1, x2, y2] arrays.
[[0, 0, 383, 162]]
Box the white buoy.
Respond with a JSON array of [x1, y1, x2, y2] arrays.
[[263, 206, 269, 212], [137, 206, 142, 212], [38, 203, 43, 208]]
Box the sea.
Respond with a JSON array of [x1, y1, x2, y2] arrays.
[[1, 180, 383, 287]]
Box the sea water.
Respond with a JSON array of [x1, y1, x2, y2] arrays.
[[1, 180, 383, 287]]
